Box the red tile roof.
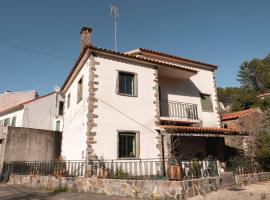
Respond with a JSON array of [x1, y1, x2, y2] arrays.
[[159, 125, 239, 134], [256, 93, 270, 99], [221, 108, 260, 121], [61, 45, 198, 91], [0, 92, 56, 116], [127, 48, 218, 69]]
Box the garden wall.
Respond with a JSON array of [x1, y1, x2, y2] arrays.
[[8, 174, 221, 199]]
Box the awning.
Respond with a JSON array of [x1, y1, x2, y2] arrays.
[[157, 125, 248, 137]]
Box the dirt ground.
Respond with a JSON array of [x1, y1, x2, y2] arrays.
[[0, 183, 133, 200], [190, 181, 270, 200]]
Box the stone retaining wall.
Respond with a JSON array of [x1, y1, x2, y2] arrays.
[[235, 172, 270, 186], [8, 174, 221, 199]]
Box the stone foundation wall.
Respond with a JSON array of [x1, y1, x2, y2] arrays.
[[8, 174, 221, 199], [235, 172, 270, 186]]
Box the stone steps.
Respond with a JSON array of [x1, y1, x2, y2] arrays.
[[220, 172, 236, 188]]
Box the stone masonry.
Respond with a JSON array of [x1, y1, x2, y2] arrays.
[[86, 54, 100, 161], [8, 174, 221, 200]]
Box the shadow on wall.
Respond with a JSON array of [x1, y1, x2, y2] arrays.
[[159, 77, 201, 101], [224, 145, 243, 161]]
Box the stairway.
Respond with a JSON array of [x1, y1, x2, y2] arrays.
[[220, 172, 236, 188]]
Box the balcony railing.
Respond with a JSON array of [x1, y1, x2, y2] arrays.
[[160, 100, 198, 121]]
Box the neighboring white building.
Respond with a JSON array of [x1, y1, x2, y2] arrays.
[[61, 27, 241, 162], [0, 92, 64, 131], [0, 90, 37, 112]]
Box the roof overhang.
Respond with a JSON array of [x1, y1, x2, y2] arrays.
[[127, 48, 218, 70], [61, 45, 198, 92], [157, 125, 248, 137]]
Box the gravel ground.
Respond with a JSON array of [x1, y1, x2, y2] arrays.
[[190, 181, 270, 200]]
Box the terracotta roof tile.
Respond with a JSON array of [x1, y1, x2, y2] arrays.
[[0, 92, 56, 116], [159, 125, 240, 135], [256, 93, 270, 99], [127, 48, 217, 69], [61, 45, 198, 91], [221, 108, 260, 121]]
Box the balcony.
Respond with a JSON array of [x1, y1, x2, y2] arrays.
[[159, 100, 199, 123]]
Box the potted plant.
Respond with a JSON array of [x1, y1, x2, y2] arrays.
[[167, 156, 181, 180], [97, 157, 108, 178]]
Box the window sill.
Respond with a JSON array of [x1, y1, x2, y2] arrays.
[[117, 157, 139, 160], [117, 92, 138, 97], [202, 110, 214, 113]]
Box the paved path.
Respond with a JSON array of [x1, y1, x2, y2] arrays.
[[0, 183, 133, 200], [190, 181, 270, 200]]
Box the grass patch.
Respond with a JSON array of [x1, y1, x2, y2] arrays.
[[52, 187, 68, 193]]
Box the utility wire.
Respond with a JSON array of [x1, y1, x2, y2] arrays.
[[0, 40, 75, 61]]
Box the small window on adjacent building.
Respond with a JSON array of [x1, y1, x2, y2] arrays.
[[4, 118, 10, 126], [67, 93, 71, 109], [77, 77, 83, 103], [117, 71, 137, 96], [55, 120, 61, 131], [59, 101, 64, 115], [118, 132, 137, 158], [200, 94, 213, 112], [0, 139, 4, 144], [11, 116, 16, 127]]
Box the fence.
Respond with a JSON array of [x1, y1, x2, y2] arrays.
[[2, 158, 219, 181], [226, 156, 269, 175], [2, 160, 86, 178], [160, 100, 198, 120]]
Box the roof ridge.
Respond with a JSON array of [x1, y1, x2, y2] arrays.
[[0, 91, 56, 116]]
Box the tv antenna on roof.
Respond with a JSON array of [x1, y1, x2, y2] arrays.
[[110, 5, 119, 51]]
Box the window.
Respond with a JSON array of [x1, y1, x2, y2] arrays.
[[117, 71, 137, 96], [67, 93, 71, 109], [11, 116, 16, 127], [77, 77, 83, 103], [55, 120, 61, 131], [200, 94, 213, 112], [59, 101, 64, 115], [4, 118, 10, 126], [118, 132, 137, 158]]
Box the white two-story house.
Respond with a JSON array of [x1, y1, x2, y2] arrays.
[[61, 27, 241, 163]]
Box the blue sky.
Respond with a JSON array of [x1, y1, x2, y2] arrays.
[[0, 0, 269, 95]]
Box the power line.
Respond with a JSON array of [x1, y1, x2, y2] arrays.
[[0, 40, 75, 61]]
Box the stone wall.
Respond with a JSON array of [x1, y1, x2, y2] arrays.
[[222, 109, 264, 157], [8, 174, 221, 199], [1, 127, 62, 162], [235, 172, 270, 186]]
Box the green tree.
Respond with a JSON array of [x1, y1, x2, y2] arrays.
[[237, 54, 270, 92], [217, 87, 258, 112], [237, 59, 264, 91]]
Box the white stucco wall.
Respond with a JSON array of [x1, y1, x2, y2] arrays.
[[93, 56, 159, 160], [62, 60, 90, 160], [0, 93, 64, 131], [159, 67, 220, 127], [0, 109, 24, 127], [22, 93, 64, 130]]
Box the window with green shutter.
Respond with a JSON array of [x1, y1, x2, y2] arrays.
[[200, 94, 213, 112], [118, 132, 136, 158]]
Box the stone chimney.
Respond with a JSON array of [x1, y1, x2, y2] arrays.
[[80, 27, 92, 53]]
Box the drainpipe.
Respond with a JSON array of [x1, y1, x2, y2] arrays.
[[160, 132, 166, 177]]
